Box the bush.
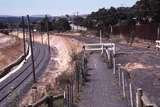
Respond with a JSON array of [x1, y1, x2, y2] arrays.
[[56, 72, 71, 89]]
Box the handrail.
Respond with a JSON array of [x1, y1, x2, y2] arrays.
[[31, 96, 48, 107], [84, 43, 115, 46], [28, 94, 64, 107], [84, 43, 115, 55]]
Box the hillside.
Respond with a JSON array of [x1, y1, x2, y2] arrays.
[[0, 33, 23, 69]]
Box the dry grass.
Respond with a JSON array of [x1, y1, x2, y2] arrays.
[[20, 33, 83, 106], [0, 34, 23, 69]]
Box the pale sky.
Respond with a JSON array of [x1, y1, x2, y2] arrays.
[[0, 0, 137, 16]]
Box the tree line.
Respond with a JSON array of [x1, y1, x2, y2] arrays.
[[73, 0, 160, 29], [0, 0, 160, 33]]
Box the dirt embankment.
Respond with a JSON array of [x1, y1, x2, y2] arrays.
[[0, 33, 23, 70], [20, 34, 82, 106]]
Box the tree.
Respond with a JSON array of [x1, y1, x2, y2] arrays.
[[39, 17, 53, 32], [73, 16, 85, 26], [55, 18, 71, 32], [134, 0, 160, 23], [0, 22, 8, 29]]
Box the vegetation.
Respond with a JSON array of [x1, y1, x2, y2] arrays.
[[55, 18, 71, 32], [133, 0, 160, 23], [0, 0, 159, 35], [32, 17, 71, 32]]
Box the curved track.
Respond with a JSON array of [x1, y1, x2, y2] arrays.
[[0, 42, 50, 106]]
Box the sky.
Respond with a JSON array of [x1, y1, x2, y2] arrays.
[[0, 0, 137, 16]]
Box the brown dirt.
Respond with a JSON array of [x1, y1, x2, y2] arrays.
[[0, 34, 23, 70], [17, 31, 160, 106], [20, 33, 82, 106]]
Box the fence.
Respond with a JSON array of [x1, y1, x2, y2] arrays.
[[112, 23, 159, 41], [28, 94, 64, 107], [99, 43, 159, 107], [84, 43, 116, 74], [107, 60, 158, 107], [27, 51, 88, 107]]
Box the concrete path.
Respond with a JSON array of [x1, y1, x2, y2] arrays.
[[78, 53, 128, 107]]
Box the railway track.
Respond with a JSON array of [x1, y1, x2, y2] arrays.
[[0, 42, 50, 106]]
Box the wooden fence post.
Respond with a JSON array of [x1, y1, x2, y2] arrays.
[[48, 95, 53, 107], [64, 91, 66, 107], [70, 77, 74, 106], [70, 83, 72, 107], [28, 105, 32, 107], [67, 85, 70, 107], [136, 88, 143, 107]]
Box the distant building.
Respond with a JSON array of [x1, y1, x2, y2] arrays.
[[70, 24, 87, 31]]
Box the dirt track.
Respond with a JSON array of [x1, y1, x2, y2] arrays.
[[78, 53, 128, 107]]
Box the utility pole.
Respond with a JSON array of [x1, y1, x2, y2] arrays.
[[100, 29, 102, 43], [76, 11, 78, 31], [22, 16, 26, 56], [16, 24, 19, 37], [40, 23, 43, 44], [110, 24, 113, 37], [32, 28, 35, 45], [157, 24, 160, 40], [76, 11, 79, 31], [27, 15, 36, 83], [45, 15, 51, 53]]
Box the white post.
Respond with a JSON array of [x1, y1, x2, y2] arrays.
[[118, 64, 121, 86], [101, 45, 104, 55], [122, 71, 126, 98], [113, 44, 116, 74], [129, 83, 134, 107], [113, 57, 116, 74]]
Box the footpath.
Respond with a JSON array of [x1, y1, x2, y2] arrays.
[[78, 53, 128, 107]]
